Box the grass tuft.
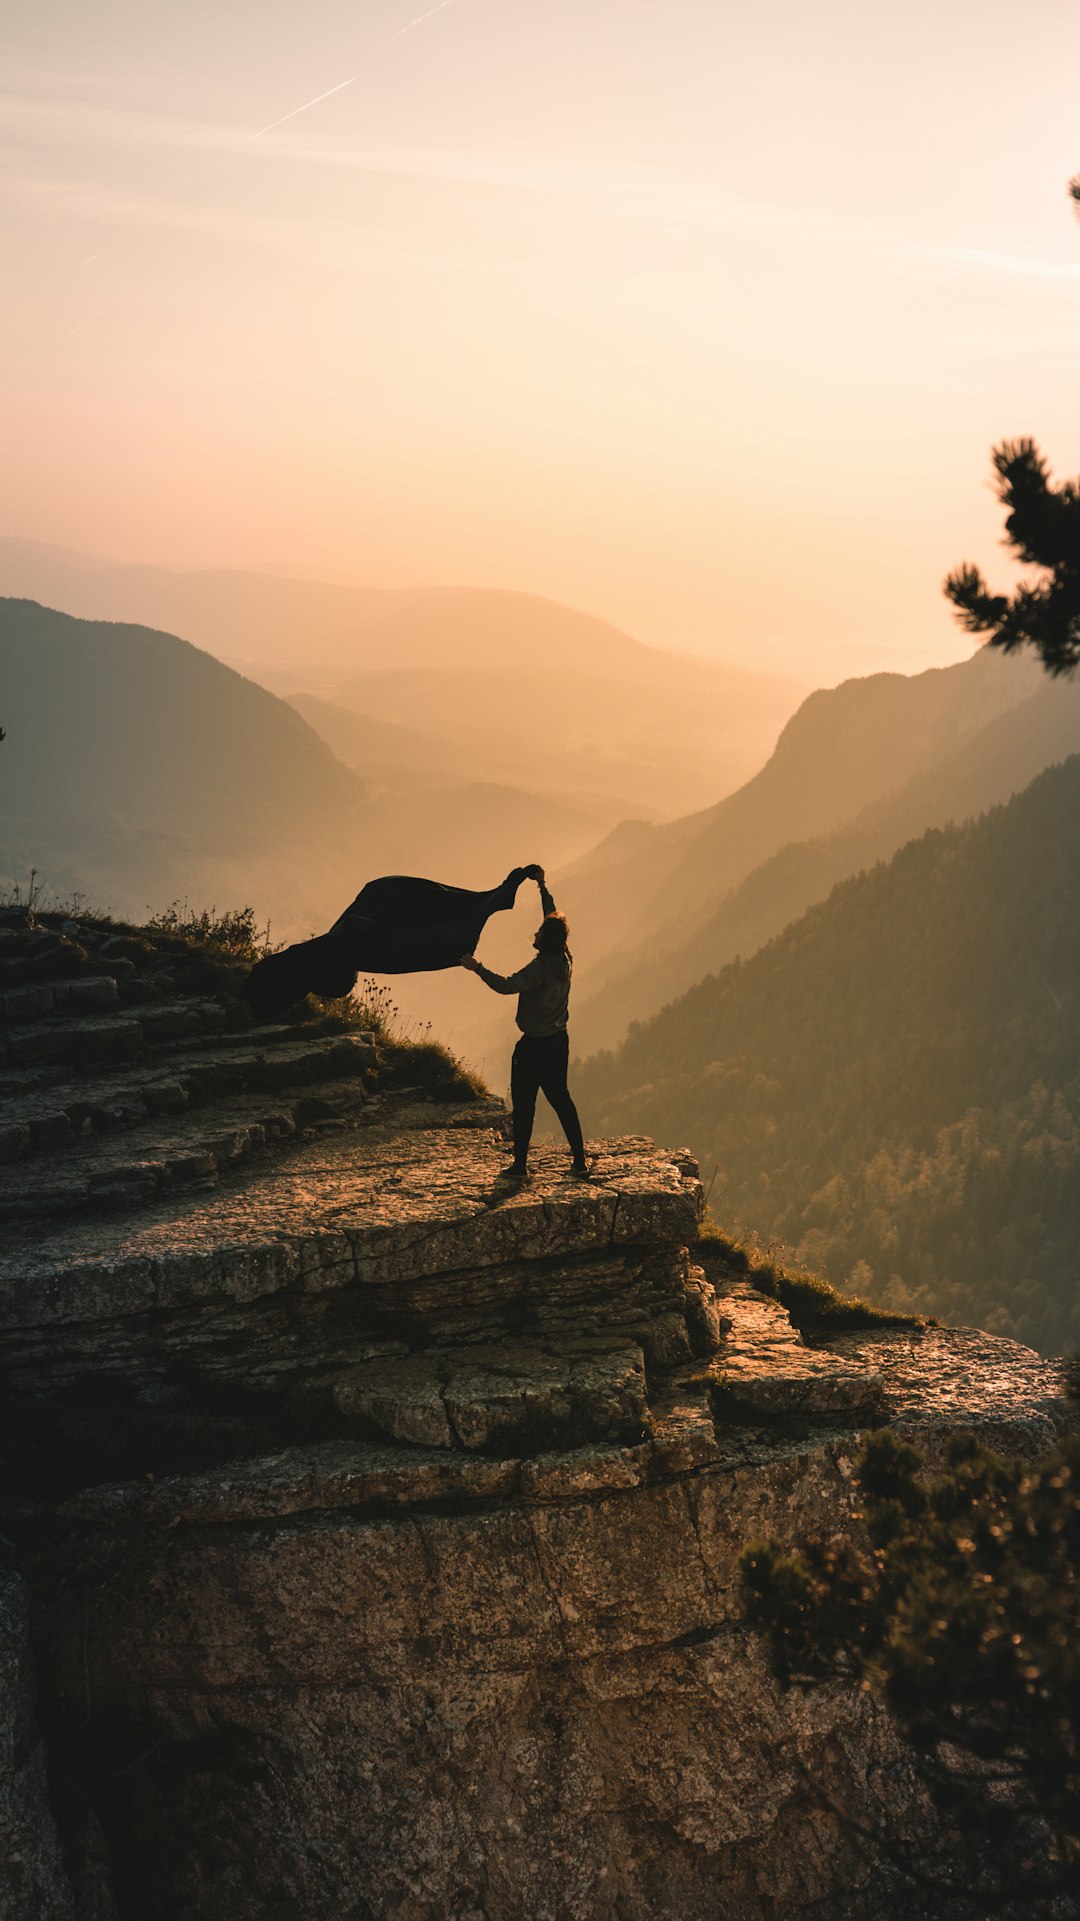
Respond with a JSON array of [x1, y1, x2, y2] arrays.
[[144, 901, 273, 967], [696, 1210, 920, 1333]]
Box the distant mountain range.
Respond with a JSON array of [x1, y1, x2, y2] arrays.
[[562, 646, 1076, 1053], [576, 752, 1080, 1356], [0, 540, 806, 819], [0, 600, 633, 937], [0, 599, 369, 932], [285, 691, 650, 872]]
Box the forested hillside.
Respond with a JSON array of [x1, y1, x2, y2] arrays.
[[576, 756, 1080, 1354], [559, 646, 1044, 1047], [570, 663, 1080, 1052]]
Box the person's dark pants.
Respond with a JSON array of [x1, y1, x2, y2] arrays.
[[510, 1030, 585, 1167]]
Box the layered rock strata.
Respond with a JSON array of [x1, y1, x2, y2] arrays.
[[0, 910, 1073, 1921]]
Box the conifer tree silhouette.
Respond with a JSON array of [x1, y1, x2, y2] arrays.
[[944, 178, 1080, 677]]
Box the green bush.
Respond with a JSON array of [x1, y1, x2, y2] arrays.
[[741, 1421, 1080, 1914]]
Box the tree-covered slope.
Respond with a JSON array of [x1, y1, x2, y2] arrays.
[[575, 755, 1080, 1354], [558, 645, 1042, 1013], [570, 664, 1080, 1053]]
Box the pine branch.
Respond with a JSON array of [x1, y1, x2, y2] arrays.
[[944, 443, 1080, 675]]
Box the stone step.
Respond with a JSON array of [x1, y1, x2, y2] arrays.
[[0, 929, 95, 988], [0, 997, 230, 1071], [0, 1011, 145, 1071], [0, 1076, 377, 1220], [0, 973, 121, 1023], [685, 1281, 885, 1420], [0, 1031, 379, 1164]]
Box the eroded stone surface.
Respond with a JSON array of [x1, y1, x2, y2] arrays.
[[0, 1119, 703, 1406], [0, 1559, 75, 1921], [825, 1322, 1073, 1456], [335, 1336, 649, 1452], [704, 1281, 885, 1419], [28, 1423, 928, 1921], [22, 1283, 1075, 1920], [3, 917, 1075, 1921]]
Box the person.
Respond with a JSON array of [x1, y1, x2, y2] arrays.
[[460, 863, 589, 1182]]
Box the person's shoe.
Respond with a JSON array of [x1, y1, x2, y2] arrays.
[[570, 1160, 592, 1180], [497, 1162, 529, 1184]]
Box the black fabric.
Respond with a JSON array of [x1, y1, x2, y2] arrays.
[[244, 867, 530, 1023], [510, 1030, 585, 1167]]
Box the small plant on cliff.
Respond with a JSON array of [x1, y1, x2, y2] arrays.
[[145, 900, 273, 966], [321, 978, 488, 1100], [696, 1213, 917, 1333], [740, 1417, 1080, 1915]]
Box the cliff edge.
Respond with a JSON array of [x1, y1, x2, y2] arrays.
[[0, 909, 1071, 1920]]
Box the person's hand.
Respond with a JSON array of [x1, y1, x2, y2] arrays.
[[524, 862, 545, 882], [460, 953, 480, 972]]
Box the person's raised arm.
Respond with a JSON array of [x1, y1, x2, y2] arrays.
[[523, 862, 556, 919]]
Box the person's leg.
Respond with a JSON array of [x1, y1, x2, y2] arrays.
[[537, 1033, 587, 1167], [509, 1037, 541, 1171]]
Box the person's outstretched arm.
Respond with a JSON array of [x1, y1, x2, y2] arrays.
[[460, 954, 541, 994]]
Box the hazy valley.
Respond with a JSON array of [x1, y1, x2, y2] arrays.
[[4, 576, 1079, 1355], [0, 539, 806, 818]]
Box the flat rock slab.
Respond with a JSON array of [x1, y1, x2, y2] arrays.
[[825, 1323, 1075, 1456], [708, 1283, 885, 1419], [334, 1337, 648, 1452], [55, 1410, 726, 1533], [0, 1118, 701, 1337]]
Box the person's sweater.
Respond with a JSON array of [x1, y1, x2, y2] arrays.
[[474, 883, 571, 1036], [474, 948, 571, 1037]]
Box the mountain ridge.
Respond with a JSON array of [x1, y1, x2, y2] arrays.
[[570, 664, 1080, 1052], [558, 647, 1048, 1051], [0, 538, 807, 818], [576, 753, 1080, 1353]]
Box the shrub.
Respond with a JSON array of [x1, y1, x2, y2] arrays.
[[741, 1421, 1080, 1914]]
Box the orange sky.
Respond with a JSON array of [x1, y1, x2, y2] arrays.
[[3, 0, 1080, 682]]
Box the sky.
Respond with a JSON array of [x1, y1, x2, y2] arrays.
[[3, 0, 1080, 682]]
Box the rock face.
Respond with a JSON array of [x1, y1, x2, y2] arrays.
[[0, 1557, 74, 1921], [0, 910, 1074, 1920]]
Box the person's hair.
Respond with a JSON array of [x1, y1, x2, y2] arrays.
[[537, 911, 569, 953]]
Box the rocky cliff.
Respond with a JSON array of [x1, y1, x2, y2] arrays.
[[0, 910, 1072, 1920]]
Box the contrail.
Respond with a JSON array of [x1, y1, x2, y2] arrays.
[[235, 75, 356, 147], [176, 76, 355, 185], [72, 254, 99, 271], [64, 305, 106, 338], [380, 0, 458, 47]]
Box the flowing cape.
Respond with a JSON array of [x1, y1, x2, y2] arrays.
[[243, 867, 531, 1023]]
